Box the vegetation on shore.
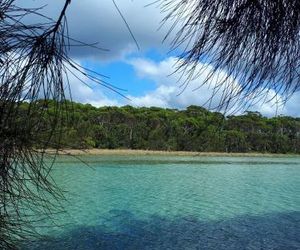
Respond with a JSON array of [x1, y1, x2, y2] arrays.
[[24, 100, 300, 154]]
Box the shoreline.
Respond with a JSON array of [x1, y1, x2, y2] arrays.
[[44, 149, 300, 157]]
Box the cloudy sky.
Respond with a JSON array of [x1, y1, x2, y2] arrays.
[[19, 0, 300, 117]]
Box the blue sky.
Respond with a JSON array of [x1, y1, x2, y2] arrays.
[[20, 0, 300, 117]]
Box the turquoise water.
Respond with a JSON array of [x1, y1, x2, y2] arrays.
[[23, 156, 300, 249]]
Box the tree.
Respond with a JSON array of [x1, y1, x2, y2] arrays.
[[22, 100, 300, 154], [2, 1, 300, 248], [0, 1, 107, 248]]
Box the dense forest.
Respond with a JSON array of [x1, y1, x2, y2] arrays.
[[21, 100, 300, 154]]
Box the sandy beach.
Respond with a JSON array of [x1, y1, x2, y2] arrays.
[[43, 149, 299, 157]]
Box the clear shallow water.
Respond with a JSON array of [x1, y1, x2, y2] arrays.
[[23, 156, 300, 249]]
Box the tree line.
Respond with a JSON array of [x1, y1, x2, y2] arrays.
[[23, 100, 300, 154]]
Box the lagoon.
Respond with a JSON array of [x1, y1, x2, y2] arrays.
[[23, 156, 300, 249]]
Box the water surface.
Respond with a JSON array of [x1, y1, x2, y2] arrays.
[[23, 156, 300, 249]]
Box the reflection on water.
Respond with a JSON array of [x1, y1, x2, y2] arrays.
[[21, 156, 300, 249]]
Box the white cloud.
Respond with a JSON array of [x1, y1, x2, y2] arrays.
[[246, 90, 284, 117], [128, 57, 241, 110], [280, 92, 300, 117], [127, 56, 300, 117], [17, 0, 170, 60], [129, 85, 175, 107], [64, 61, 122, 107]]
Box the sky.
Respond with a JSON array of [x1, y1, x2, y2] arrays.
[[18, 0, 300, 117]]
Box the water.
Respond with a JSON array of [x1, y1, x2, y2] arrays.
[[22, 156, 300, 249]]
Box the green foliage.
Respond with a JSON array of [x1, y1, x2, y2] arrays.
[[25, 100, 300, 153]]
